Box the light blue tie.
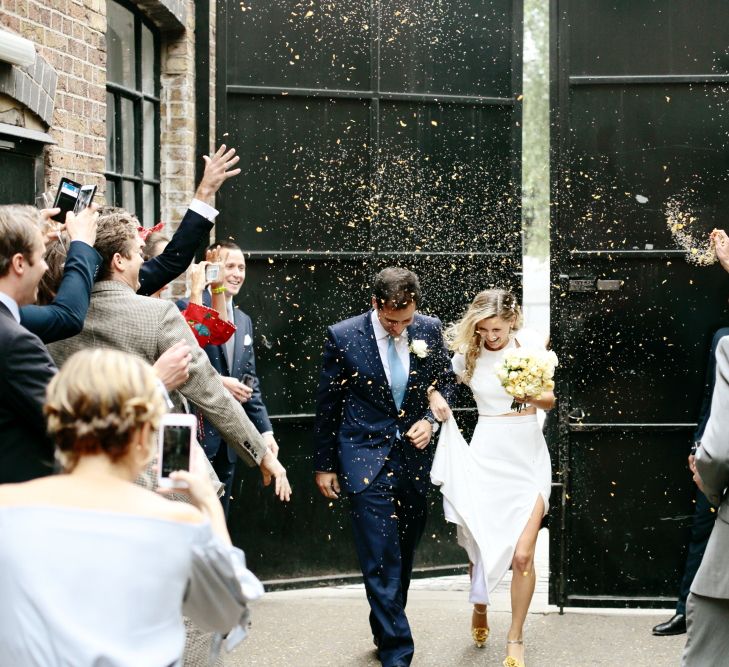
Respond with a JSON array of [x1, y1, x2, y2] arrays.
[[388, 335, 407, 409]]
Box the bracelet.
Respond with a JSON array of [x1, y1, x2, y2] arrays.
[[211, 286, 226, 294]]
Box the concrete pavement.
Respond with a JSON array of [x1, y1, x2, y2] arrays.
[[228, 533, 685, 666]]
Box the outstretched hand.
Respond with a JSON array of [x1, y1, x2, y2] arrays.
[[260, 450, 291, 502], [711, 229, 729, 272], [195, 144, 241, 204], [153, 341, 192, 390]]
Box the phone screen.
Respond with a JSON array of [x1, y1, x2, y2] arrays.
[[52, 179, 81, 223], [73, 185, 96, 214], [161, 424, 192, 478]]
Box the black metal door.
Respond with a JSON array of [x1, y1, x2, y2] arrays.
[[217, 1, 523, 581], [550, 0, 729, 607]]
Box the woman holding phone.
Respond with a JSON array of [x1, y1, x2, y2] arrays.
[[0, 349, 262, 667]]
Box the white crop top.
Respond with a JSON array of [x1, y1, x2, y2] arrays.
[[451, 328, 546, 416]]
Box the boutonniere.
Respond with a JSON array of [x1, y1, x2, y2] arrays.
[[409, 339, 429, 358]]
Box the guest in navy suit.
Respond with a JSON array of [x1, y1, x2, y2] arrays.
[[314, 267, 456, 667], [178, 240, 276, 515], [0, 206, 58, 483]]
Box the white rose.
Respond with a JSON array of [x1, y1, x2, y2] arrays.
[[410, 339, 428, 358]]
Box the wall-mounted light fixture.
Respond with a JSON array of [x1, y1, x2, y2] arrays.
[[0, 28, 35, 68]]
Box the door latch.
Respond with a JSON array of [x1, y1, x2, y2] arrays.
[[567, 278, 624, 292]]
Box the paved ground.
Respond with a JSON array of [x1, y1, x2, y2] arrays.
[[228, 532, 686, 666]]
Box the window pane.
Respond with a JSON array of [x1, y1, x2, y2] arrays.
[[120, 97, 136, 175], [141, 24, 156, 95], [106, 93, 117, 172], [122, 181, 136, 215], [106, 179, 116, 207], [143, 184, 156, 226], [106, 1, 135, 88], [143, 100, 156, 177]]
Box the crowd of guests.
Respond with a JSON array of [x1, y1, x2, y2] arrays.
[[0, 145, 289, 666], [2, 138, 729, 667]]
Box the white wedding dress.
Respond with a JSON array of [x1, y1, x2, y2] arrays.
[[431, 329, 552, 605]]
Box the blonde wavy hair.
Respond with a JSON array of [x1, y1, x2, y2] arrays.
[[45, 349, 166, 471], [444, 289, 523, 383]]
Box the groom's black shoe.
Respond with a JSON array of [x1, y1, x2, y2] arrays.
[[652, 614, 686, 636]]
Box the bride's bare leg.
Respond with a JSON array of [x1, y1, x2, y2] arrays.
[[507, 495, 545, 663]]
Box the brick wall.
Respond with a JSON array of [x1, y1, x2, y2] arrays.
[[0, 1, 107, 194], [0, 0, 210, 221]]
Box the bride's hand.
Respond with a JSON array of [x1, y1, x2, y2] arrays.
[[428, 388, 452, 422]]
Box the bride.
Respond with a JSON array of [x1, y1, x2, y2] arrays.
[[428, 289, 554, 667]]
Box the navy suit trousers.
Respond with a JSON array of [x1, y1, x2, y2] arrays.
[[347, 441, 428, 667]]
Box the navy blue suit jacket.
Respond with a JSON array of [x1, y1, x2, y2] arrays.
[[20, 241, 101, 344], [0, 302, 57, 482], [138, 208, 213, 297], [177, 293, 272, 464], [314, 310, 456, 494], [20, 207, 212, 344]]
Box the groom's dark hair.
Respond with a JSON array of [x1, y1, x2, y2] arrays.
[[373, 267, 421, 310]]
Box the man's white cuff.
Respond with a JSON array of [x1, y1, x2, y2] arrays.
[[189, 198, 219, 221]]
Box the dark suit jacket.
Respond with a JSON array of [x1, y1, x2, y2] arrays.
[[138, 208, 213, 297], [178, 293, 272, 464], [19, 240, 101, 344], [314, 310, 456, 494], [0, 302, 57, 483]]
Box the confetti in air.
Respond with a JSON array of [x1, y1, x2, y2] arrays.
[[665, 195, 717, 266]]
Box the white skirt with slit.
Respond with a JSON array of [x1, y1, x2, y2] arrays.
[[430, 414, 551, 605]]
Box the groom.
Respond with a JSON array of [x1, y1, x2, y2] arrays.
[[314, 267, 456, 667]]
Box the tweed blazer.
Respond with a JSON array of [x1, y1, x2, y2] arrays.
[[692, 335, 729, 599], [47, 281, 267, 466]]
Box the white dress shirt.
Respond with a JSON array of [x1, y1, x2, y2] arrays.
[[371, 309, 410, 385], [0, 291, 20, 324]]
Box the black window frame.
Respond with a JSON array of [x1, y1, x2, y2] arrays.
[[105, 0, 161, 225]]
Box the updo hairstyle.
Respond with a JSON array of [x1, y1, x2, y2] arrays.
[[445, 289, 523, 383], [45, 349, 166, 471]]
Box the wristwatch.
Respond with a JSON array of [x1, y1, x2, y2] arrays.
[[424, 414, 437, 425]]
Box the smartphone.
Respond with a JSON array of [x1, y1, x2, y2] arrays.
[[157, 413, 196, 489], [73, 184, 97, 214], [51, 177, 82, 223], [205, 263, 221, 283], [242, 373, 255, 389]]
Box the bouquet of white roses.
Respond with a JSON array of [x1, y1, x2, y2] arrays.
[[495, 348, 558, 413]]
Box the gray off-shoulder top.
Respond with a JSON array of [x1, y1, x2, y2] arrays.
[[0, 506, 263, 667]]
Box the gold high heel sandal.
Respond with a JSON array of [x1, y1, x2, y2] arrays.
[[471, 606, 489, 648], [503, 638, 525, 667]]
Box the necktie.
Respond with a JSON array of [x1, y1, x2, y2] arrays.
[[388, 335, 407, 409]]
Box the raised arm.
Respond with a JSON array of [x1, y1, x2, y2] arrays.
[[20, 207, 101, 343], [138, 145, 241, 296]]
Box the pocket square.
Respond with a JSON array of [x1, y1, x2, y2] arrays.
[[243, 334, 252, 346]]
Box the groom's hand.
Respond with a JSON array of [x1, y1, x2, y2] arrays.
[[406, 419, 433, 450], [316, 472, 340, 499]]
